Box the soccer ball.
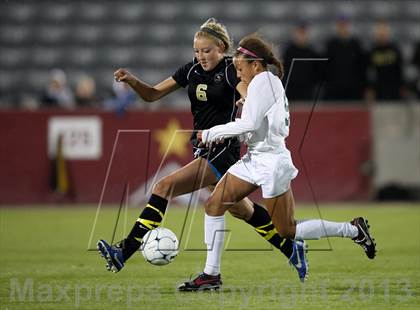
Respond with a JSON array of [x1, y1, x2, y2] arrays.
[[141, 227, 179, 266]]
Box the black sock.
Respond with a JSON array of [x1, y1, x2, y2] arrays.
[[246, 203, 293, 259], [121, 194, 168, 260]]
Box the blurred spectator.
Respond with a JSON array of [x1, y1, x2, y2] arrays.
[[20, 95, 39, 110], [40, 69, 75, 109], [412, 41, 420, 98], [103, 80, 137, 115], [323, 15, 367, 101], [74, 75, 100, 107], [282, 22, 320, 101], [366, 21, 405, 101]]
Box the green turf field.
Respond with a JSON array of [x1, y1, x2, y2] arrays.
[[0, 204, 419, 309]]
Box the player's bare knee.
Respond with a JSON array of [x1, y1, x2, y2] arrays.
[[204, 197, 217, 215], [204, 196, 225, 216]]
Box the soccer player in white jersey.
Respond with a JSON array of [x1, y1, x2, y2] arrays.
[[178, 34, 376, 290]]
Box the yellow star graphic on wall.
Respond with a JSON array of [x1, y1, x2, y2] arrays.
[[153, 119, 191, 158]]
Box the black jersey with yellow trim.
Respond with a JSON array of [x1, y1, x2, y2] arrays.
[[172, 57, 240, 144]]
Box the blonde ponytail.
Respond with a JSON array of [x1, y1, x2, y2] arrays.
[[195, 18, 232, 53]]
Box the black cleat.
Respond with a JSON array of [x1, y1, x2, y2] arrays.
[[177, 273, 222, 292], [351, 217, 377, 259]]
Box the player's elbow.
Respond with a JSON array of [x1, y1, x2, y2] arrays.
[[139, 89, 162, 102], [141, 96, 154, 102], [239, 121, 258, 133], [142, 96, 155, 103], [247, 125, 258, 132], [142, 92, 159, 102]]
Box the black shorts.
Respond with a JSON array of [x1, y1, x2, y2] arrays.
[[193, 139, 240, 180]]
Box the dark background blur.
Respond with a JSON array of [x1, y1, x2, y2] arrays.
[[0, 0, 419, 109]]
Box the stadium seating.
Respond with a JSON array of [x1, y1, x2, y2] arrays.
[[0, 0, 419, 107]]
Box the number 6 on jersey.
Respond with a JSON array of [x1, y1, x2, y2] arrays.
[[196, 84, 208, 101]]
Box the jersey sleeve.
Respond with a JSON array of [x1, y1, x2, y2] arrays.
[[172, 61, 194, 88], [226, 62, 240, 89], [202, 73, 275, 143]]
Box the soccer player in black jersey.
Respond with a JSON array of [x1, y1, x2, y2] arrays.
[[97, 18, 300, 288]]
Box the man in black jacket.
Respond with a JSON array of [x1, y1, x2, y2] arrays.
[[367, 21, 405, 101], [282, 22, 320, 101], [324, 15, 367, 101]]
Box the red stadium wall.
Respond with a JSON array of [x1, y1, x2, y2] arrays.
[[289, 106, 371, 201], [0, 107, 371, 204]]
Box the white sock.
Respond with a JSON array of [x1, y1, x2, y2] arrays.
[[295, 219, 358, 240], [203, 214, 225, 276]]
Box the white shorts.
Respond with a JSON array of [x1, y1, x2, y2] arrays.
[[227, 151, 298, 198]]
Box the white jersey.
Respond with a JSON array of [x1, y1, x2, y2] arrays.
[[202, 71, 290, 154]]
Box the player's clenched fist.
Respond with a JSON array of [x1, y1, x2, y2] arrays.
[[114, 68, 135, 83]]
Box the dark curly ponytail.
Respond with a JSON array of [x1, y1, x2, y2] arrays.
[[234, 33, 284, 79]]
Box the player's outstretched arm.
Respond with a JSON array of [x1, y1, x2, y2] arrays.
[[201, 77, 275, 144], [114, 68, 180, 102]]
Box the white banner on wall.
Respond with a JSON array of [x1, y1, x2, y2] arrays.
[[372, 103, 420, 187], [48, 116, 102, 159]]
